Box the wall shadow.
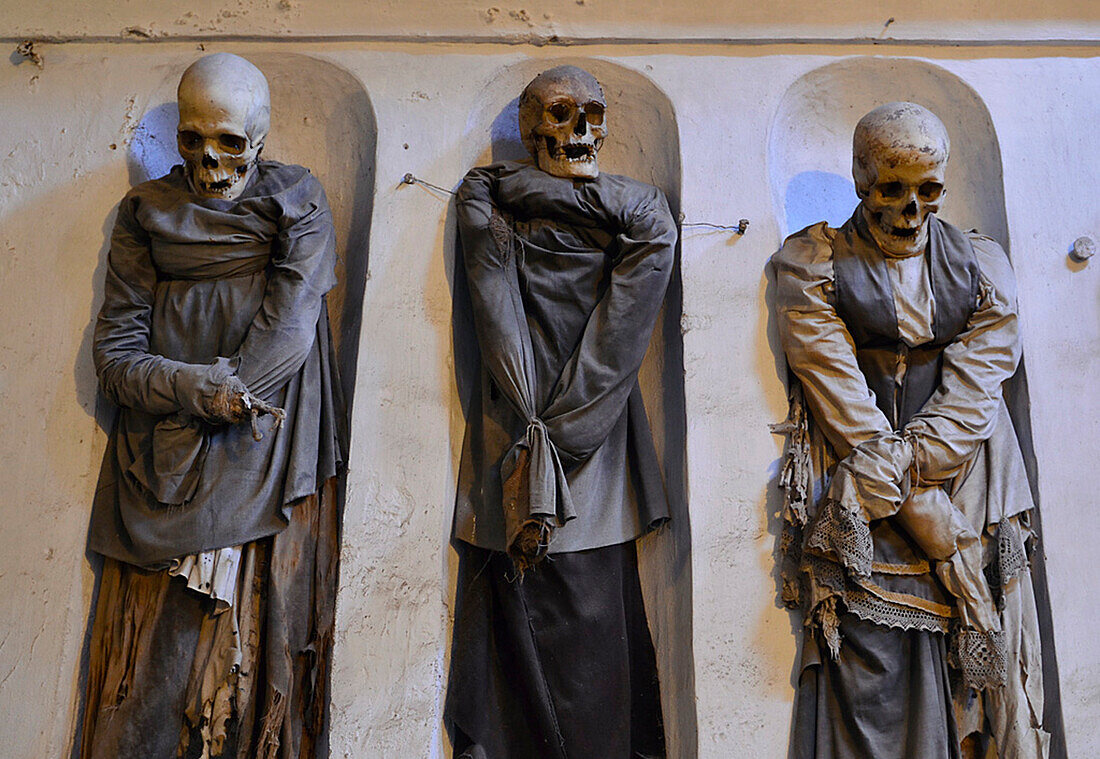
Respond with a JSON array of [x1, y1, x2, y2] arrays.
[[763, 55, 1066, 759], [445, 57, 697, 757]]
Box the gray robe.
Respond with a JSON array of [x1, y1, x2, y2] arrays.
[[453, 161, 675, 554], [89, 161, 344, 566]]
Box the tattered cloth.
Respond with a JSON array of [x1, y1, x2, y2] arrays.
[[81, 478, 340, 759], [88, 161, 344, 566]]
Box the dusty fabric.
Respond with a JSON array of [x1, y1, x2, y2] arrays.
[[772, 209, 1049, 757], [793, 613, 960, 759], [89, 161, 343, 566], [81, 479, 340, 759], [453, 161, 675, 555], [444, 540, 665, 759]]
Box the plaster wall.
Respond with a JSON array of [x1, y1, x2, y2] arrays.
[[4, 0, 1099, 43], [0, 18, 1097, 759]]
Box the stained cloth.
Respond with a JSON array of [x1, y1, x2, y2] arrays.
[[89, 160, 343, 566], [81, 479, 340, 759], [772, 209, 1049, 757], [453, 161, 675, 555], [445, 540, 665, 759]]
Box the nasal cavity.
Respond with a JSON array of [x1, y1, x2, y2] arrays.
[[903, 200, 918, 215], [573, 116, 587, 137], [202, 155, 219, 169]]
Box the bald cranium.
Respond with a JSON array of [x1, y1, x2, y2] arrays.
[[177, 53, 270, 200], [519, 66, 607, 180], [853, 102, 949, 257]]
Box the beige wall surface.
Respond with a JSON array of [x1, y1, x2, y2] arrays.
[[0, 8, 1097, 758], [4, 0, 1100, 42]]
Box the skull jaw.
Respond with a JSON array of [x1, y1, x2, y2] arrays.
[[187, 161, 256, 200], [535, 137, 599, 180], [862, 204, 931, 258]]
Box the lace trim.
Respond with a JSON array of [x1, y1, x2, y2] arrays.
[[991, 518, 1029, 588], [773, 382, 958, 655], [952, 628, 1008, 692], [805, 496, 873, 579], [844, 586, 953, 635], [804, 554, 953, 643]]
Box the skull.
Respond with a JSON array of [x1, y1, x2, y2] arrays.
[[519, 66, 607, 180], [176, 53, 270, 200], [852, 102, 949, 258]]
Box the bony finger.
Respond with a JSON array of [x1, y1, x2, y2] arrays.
[[250, 407, 264, 442]]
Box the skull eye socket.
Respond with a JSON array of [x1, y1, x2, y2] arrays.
[[584, 103, 605, 127], [918, 182, 943, 202], [218, 134, 247, 154], [877, 182, 905, 200], [178, 130, 203, 151], [546, 102, 575, 125]]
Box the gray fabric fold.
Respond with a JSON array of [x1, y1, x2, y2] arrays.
[[453, 161, 675, 554], [89, 161, 345, 566]]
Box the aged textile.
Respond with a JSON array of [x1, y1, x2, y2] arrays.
[[89, 161, 343, 567], [447, 159, 675, 759], [773, 210, 1049, 757], [81, 480, 340, 759], [82, 159, 345, 759], [446, 540, 665, 759], [452, 161, 675, 556]]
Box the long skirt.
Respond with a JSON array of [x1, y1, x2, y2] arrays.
[[445, 540, 665, 759], [80, 478, 340, 759], [792, 612, 961, 759]]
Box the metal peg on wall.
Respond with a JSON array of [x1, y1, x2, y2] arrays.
[[1070, 236, 1095, 263]]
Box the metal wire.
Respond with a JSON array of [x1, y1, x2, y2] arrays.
[[402, 173, 750, 235], [402, 173, 457, 195]]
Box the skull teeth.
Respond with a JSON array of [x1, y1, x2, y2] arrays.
[[873, 211, 922, 239], [544, 137, 595, 162], [889, 226, 919, 237], [559, 144, 594, 160]]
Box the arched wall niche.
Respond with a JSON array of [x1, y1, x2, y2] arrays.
[[768, 56, 1009, 251], [765, 56, 1067, 759], [448, 57, 697, 757], [127, 52, 377, 420]]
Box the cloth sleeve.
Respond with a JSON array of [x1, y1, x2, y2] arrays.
[[235, 175, 338, 400], [539, 183, 676, 463], [772, 223, 897, 459], [455, 165, 540, 422], [904, 235, 1022, 484], [93, 194, 235, 419], [463, 161, 676, 464], [456, 164, 576, 537]]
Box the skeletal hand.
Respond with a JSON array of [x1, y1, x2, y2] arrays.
[[204, 377, 285, 440], [242, 392, 286, 442]]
